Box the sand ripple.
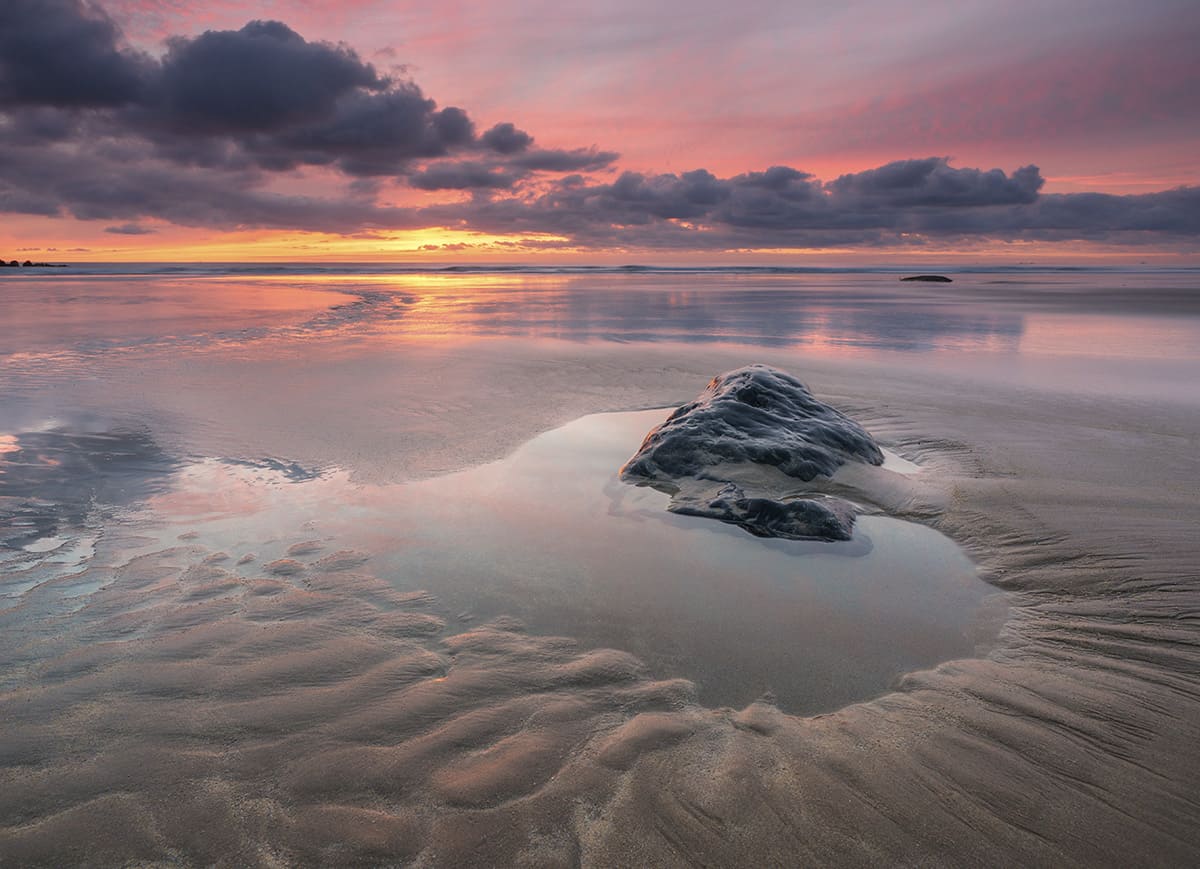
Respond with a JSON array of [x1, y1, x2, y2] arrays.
[[2, 370, 1199, 865]]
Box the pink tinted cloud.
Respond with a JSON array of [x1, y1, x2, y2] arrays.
[[3, 0, 1197, 253], [101, 0, 1198, 191]]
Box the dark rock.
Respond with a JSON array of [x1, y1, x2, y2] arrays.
[[621, 365, 882, 541], [900, 274, 953, 282], [622, 364, 882, 483], [3, 259, 67, 268], [670, 482, 859, 541]]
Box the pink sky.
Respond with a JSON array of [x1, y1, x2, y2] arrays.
[[1, 0, 1196, 261], [102, 0, 1198, 192]]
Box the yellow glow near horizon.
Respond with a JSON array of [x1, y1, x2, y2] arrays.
[[3, 221, 1197, 266], [4, 227, 574, 263]]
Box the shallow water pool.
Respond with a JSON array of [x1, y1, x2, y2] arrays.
[[3, 408, 1003, 713]]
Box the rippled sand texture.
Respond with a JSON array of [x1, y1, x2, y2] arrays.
[[2, 271, 1199, 865], [0, 541, 703, 865]]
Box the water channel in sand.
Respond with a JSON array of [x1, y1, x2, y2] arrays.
[[1, 407, 1002, 714]]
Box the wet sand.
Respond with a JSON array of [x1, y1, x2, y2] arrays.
[[2, 270, 1199, 865], [2, 408, 1000, 717]]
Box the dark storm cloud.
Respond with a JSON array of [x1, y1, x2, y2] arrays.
[[418, 162, 1200, 249], [250, 88, 476, 175], [0, 0, 1195, 250], [738, 166, 814, 190], [0, 0, 151, 108], [925, 186, 1200, 244], [475, 121, 617, 176], [503, 168, 735, 226], [409, 163, 516, 191], [415, 156, 1055, 245], [154, 20, 383, 133], [443, 165, 817, 231], [827, 158, 1043, 207], [0, 107, 83, 145], [716, 167, 823, 229], [136, 23, 480, 176], [0, 2, 598, 202], [481, 122, 534, 154], [0, 185, 64, 217], [1022, 187, 1200, 236], [104, 223, 155, 234], [0, 144, 420, 233], [394, 148, 615, 191], [0, 3, 558, 181]]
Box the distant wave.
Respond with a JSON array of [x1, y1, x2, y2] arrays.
[[8, 262, 1199, 278]]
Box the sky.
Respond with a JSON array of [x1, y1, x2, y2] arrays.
[[0, 0, 1197, 262]]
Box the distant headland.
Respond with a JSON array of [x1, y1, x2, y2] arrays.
[[1, 259, 68, 268]]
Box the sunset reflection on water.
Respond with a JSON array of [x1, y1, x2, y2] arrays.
[[282, 272, 1033, 352], [6, 269, 1198, 366]]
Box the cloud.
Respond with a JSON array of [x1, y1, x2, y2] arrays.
[[481, 122, 533, 154], [0, 3, 585, 183], [154, 20, 382, 133], [0, 143, 421, 233], [0, 2, 627, 197], [990, 186, 1200, 239], [0, 2, 1195, 252], [417, 162, 1200, 249], [602, 169, 730, 220], [0, 185, 64, 217], [246, 87, 476, 175], [0, 0, 151, 108], [91, 0, 1200, 203], [827, 158, 1043, 207], [409, 162, 515, 191]]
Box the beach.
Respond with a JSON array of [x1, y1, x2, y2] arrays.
[[2, 266, 1199, 865]]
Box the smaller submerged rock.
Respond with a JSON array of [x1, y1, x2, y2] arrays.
[[900, 274, 952, 282], [670, 483, 858, 541], [621, 365, 882, 540]]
